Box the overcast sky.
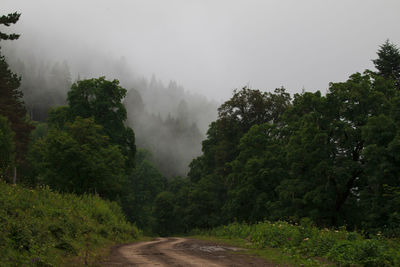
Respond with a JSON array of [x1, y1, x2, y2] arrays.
[[2, 0, 400, 101]]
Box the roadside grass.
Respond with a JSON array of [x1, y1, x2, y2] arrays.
[[0, 181, 140, 266], [189, 220, 400, 266], [188, 235, 335, 267], [66, 240, 115, 267], [81, 236, 154, 266]]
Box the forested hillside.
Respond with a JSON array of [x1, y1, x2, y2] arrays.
[[3, 46, 218, 177]]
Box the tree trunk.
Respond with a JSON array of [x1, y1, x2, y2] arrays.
[[12, 166, 17, 184]]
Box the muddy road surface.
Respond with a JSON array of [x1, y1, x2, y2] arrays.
[[103, 237, 278, 266]]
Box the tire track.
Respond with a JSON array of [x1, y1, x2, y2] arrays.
[[104, 237, 275, 266]]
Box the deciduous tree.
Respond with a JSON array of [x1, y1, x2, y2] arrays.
[[29, 117, 126, 199]]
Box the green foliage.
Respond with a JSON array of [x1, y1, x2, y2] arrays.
[[153, 191, 176, 236], [121, 149, 165, 233], [195, 221, 400, 266], [30, 121, 48, 141], [0, 181, 139, 266], [29, 117, 126, 199], [182, 54, 400, 233], [47, 106, 70, 130], [184, 87, 291, 228], [224, 123, 287, 222], [0, 115, 15, 180], [66, 77, 136, 170]]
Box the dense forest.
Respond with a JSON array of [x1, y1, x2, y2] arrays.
[[159, 40, 400, 235], [1, 10, 400, 266]]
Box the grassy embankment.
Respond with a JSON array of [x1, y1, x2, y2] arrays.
[[0, 181, 140, 266], [190, 220, 400, 266]]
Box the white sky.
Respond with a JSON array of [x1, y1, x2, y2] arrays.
[[2, 0, 400, 101]]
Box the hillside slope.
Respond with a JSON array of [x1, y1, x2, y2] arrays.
[[0, 181, 140, 266]]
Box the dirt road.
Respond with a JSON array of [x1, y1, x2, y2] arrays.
[[103, 237, 278, 266]]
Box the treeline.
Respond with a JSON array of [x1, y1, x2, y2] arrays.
[[154, 40, 400, 236]]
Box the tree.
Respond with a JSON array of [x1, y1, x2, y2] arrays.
[[29, 117, 126, 199], [51, 77, 136, 171], [185, 87, 291, 228], [190, 87, 291, 180], [223, 123, 287, 223], [373, 40, 400, 89], [360, 109, 400, 232], [274, 71, 395, 227], [153, 191, 176, 236], [0, 12, 34, 182], [0, 115, 15, 180], [120, 149, 165, 231]]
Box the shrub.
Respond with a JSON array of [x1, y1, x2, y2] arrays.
[[194, 220, 400, 266]]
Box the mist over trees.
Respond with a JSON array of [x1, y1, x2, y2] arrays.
[[2, 45, 218, 177], [124, 79, 216, 177]]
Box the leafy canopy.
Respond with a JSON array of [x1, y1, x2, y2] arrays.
[[29, 117, 126, 199], [49, 77, 136, 170]]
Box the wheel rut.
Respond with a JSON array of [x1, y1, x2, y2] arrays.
[[103, 237, 279, 266]]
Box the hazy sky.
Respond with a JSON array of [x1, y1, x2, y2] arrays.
[[2, 0, 400, 101]]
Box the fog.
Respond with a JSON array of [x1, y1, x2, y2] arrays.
[[1, 0, 400, 176], [3, 0, 400, 100], [3, 47, 218, 177]]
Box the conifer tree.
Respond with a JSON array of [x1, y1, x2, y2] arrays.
[[373, 40, 400, 89], [0, 12, 34, 182]]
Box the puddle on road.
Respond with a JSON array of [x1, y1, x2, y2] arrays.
[[189, 244, 243, 253]]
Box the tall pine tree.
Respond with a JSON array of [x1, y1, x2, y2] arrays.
[[373, 40, 400, 89], [0, 12, 34, 182]]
